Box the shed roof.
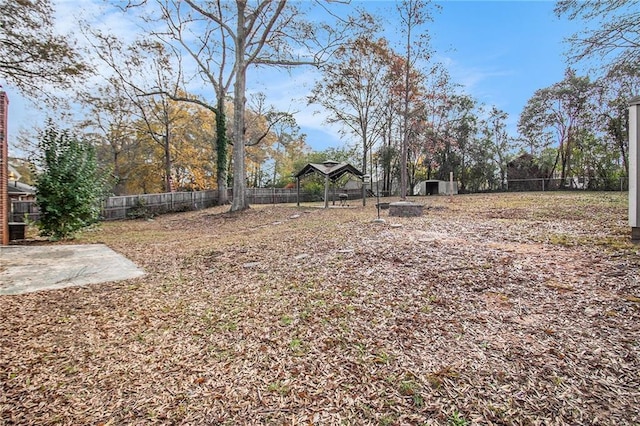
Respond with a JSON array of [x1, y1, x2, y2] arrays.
[[294, 161, 364, 181], [8, 180, 35, 195]]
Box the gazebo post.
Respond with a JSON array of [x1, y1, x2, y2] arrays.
[[332, 180, 336, 206], [324, 173, 329, 209], [296, 177, 300, 207]]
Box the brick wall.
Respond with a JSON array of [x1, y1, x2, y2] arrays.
[[0, 89, 8, 245]]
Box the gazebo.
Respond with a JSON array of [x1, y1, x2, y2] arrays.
[[294, 160, 366, 208]]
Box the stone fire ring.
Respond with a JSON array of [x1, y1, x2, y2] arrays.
[[389, 201, 424, 217]]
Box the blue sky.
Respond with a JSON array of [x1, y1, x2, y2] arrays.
[[5, 0, 584, 156], [295, 0, 584, 151], [428, 1, 582, 137]]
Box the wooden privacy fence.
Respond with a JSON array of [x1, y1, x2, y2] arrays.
[[9, 188, 366, 223], [245, 187, 363, 205], [246, 188, 301, 205], [10, 201, 40, 223], [506, 177, 629, 192], [102, 190, 220, 220]]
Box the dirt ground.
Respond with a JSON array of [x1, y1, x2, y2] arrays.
[[1, 192, 638, 425]]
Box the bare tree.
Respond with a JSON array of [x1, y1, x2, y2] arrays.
[[481, 106, 513, 190], [78, 78, 139, 195], [555, 0, 640, 71], [518, 69, 596, 185], [395, 0, 438, 200], [135, 0, 237, 204], [594, 64, 640, 177], [164, 0, 356, 211], [106, 0, 359, 209], [310, 36, 391, 176], [0, 0, 87, 97], [85, 32, 185, 193]]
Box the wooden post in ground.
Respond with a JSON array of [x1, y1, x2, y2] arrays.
[[629, 95, 640, 241]]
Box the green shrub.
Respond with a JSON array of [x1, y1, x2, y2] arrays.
[[33, 121, 108, 240], [302, 181, 325, 200]]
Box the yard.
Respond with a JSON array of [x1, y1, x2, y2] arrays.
[[1, 192, 639, 425]]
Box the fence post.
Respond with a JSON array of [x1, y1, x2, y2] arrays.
[[629, 95, 640, 240]]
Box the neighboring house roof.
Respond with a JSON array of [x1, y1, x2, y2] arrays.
[[8, 180, 36, 196], [8, 164, 22, 181], [294, 160, 364, 181]]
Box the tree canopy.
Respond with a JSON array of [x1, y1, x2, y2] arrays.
[[0, 0, 87, 96], [555, 0, 640, 71]]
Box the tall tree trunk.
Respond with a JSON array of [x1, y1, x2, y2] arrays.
[[164, 130, 172, 192], [612, 115, 629, 177], [560, 138, 573, 186], [216, 96, 228, 205], [400, 91, 409, 199], [400, 9, 412, 201], [362, 134, 368, 177], [231, 1, 248, 212], [460, 153, 466, 193]]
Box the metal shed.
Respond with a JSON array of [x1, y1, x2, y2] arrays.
[[414, 180, 458, 196]]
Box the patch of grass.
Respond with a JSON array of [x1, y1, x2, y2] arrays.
[[63, 365, 77, 375], [341, 288, 358, 297], [398, 379, 419, 396], [447, 411, 469, 426], [547, 233, 635, 251], [299, 309, 312, 321], [421, 293, 441, 312], [289, 338, 305, 355], [545, 280, 574, 292], [486, 291, 509, 301], [412, 393, 424, 407], [201, 308, 217, 325], [547, 233, 575, 246], [373, 351, 390, 365], [379, 414, 396, 426], [551, 374, 565, 386], [395, 376, 425, 407], [218, 319, 238, 332], [266, 381, 289, 395], [212, 348, 234, 362]]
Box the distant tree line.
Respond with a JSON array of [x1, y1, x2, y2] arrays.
[[2, 0, 639, 218]]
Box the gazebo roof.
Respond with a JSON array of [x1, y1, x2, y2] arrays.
[[294, 161, 364, 181]]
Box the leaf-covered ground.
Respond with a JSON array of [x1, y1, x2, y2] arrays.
[[1, 192, 639, 425]]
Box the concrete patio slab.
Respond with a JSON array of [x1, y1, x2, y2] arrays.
[[0, 244, 145, 295]]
